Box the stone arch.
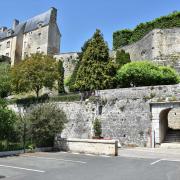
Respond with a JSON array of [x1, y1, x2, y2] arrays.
[[151, 102, 180, 147]]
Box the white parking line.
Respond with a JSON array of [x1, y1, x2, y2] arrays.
[[151, 159, 180, 165], [150, 159, 163, 165], [22, 155, 87, 164], [0, 164, 45, 173]]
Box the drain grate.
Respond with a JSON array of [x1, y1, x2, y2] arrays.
[[0, 176, 5, 179]]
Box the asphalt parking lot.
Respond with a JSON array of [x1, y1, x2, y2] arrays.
[[0, 151, 180, 180]]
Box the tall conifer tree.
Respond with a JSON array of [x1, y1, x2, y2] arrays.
[[75, 29, 117, 92]]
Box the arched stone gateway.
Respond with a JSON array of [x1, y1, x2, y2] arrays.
[[150, 101, 180, 148]]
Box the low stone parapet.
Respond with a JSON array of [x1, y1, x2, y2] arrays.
[[55, 138, 118, 156]]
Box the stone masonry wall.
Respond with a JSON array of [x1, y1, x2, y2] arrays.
[[54, 52, 79, 78], [59, 84, 180, 147], [8, 84, 180, 147]]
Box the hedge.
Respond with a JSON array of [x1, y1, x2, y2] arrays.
[[116, 61, 180, 87], [113, 11, 180, 49], [7, 93, 81, 106]]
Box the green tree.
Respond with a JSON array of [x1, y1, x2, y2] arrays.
[[67, 40, 91, 92], [58, 60, 65, 94], [93, 118, 102, 138], [116, 61, 179, 87], [115, 50, 131, 68], [11, 53, 60, 98], [0, 99, 18, 141], [0, 63, 11, 98], [75, 29, 117, 92], [24, 103, 68, 147]]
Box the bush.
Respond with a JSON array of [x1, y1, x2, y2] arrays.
[[50, 93, 81, 102], [0, 141, 22, 152], [0, 99, 19, 141], [116, 61, 179, 87], [113, 11, 180, 49], [7, 93, 81, 106], [0, 63, 11, 98], [24, 103, 68, 147], [93, 118, 102, 138]]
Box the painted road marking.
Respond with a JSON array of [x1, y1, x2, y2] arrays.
[[151, 159, 180, 165], [22, 155, 87, 164], [0, 164, 45, 173], [150, 159, 163, 165]]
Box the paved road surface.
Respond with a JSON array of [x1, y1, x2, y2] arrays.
[[0, 151, 179, 180]]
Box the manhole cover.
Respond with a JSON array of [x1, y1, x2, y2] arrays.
[[0, 176, 5, 179]]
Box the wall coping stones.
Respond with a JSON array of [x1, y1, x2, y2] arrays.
[[55, 138, 118, 156], [67, 138, 118, 144]]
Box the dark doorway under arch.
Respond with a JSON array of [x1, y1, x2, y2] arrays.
[[159, 108, 180, 144]]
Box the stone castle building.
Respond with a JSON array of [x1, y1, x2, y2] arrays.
[[0, 7, 60, 66], [120, 28, 180, 72]]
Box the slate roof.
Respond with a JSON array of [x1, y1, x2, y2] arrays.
[[0, 8, 53, 41], [24, 9, 52, 33]]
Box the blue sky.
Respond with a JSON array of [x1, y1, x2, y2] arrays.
[[0, 0, 180, 52]]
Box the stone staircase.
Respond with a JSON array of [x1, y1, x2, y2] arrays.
[[161, 130, 180, 149], [164, 130, 180, 143]]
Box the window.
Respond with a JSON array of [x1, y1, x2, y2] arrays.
[[37, 47, 41, 53], [6, 41, 10, 48], [38, 32, 42, 37], [6, 53, 9, 57], [24, 52, 28, 58], [24, 42, 27, 48], [0, 45, 1, 50]]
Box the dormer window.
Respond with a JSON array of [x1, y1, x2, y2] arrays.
[[37, 21, 44, 28], [38, 32, 42, 37], [6, 41, 10, 48], [7, 29, 14, 36]]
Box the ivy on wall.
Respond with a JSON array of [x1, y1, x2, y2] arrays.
[[113, 11, 180, 50]]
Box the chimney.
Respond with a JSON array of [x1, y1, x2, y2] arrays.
[[50, 7, 57, 23], [12, 19, 19, 30], [0, 27, 7, 32]]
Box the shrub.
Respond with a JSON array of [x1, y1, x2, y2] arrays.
[[93, 118, 102, 138], [24, 103, 68, 147], [0, 99, 19, 141], [0, 63, 11, 98], [113, 11, 180, 49], [7, 93, 81, 106], [116, 61, 179, 87], [50, 93, 81, 102]]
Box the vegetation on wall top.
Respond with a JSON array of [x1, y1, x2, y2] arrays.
[[113, 11, 180, 49], [116, 61, 180, 88]]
